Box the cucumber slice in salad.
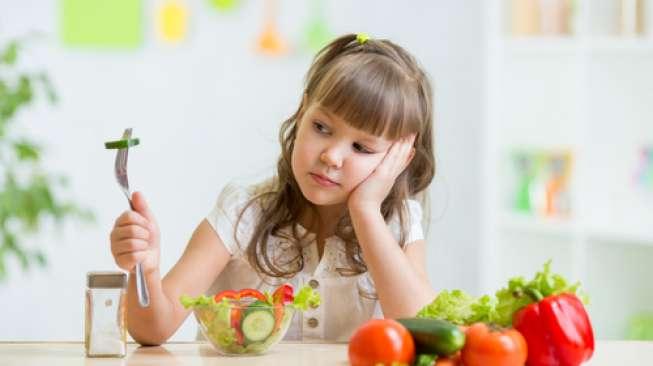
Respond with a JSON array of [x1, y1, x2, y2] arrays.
[[104, 138, 140, 149], [241, 301, 275, 343]]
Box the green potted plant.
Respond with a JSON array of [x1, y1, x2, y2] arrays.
[[0, 37, 93, 281]]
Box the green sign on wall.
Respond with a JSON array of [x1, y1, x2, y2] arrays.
[[61, 0, 143, 48]]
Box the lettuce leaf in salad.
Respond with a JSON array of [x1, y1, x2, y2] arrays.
[[292, 285, 321, 311], [180, 285, 321, 312], [180, 294, 214, 308]]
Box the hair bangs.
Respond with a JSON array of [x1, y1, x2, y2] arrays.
[[310, 55, 422, 140]]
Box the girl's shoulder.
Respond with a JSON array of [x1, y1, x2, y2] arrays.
[[207, 179, 275, 255], [387, 198, 425, 245], [215, 178, 275, 210]]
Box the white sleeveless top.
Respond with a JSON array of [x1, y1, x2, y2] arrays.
[[203, 184, 424, 342]]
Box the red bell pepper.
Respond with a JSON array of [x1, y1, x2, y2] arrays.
[[513, 290, 594, 366], [213, 288, 266, 303], [236, 288, 267, 302], [272, 283, 294, 304], [213, 290, 238, 303]]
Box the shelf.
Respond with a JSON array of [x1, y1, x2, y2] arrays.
[[589, 37, 653, 53], [498, 36, 653, 55], [499, 213, 653, 245], [587, 227, 653, 247], [500, 37, 579, 55], [500, 213, 575, 237]]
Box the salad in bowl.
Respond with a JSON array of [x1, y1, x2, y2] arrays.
[[181, 283, 320, 355]]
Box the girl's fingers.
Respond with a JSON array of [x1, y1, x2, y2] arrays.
[[115, 251, 148, 271], [112, 238, 150, 256], [384, 136, 414, 176], [114, 210, 149, 228], [111, 224, 150, 242]]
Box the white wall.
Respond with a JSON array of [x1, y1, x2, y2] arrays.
[[0, 0, 482, 340]]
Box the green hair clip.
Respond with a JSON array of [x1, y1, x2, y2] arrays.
[[356, 33, 369, 45]]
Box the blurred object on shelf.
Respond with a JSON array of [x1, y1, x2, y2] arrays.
[[634, 145, 653, 189], [540, 0, 572, 34], [156, 0, 188, 44], [512, 152, 536, 213], [510, 0, 573, 36], [302, 0, 333, 54], [545, 152, 573, 216], [208, 0, 241, 12], [619, 0, 645, 36], [509, 149, 573, 218], [256, 0, 288, 56], [627, 312, 653, 340], [511, 0, 540, 35]]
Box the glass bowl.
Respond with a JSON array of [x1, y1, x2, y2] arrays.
[[193, 298, 295, 356]]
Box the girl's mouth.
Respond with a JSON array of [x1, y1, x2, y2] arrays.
[[310, 173, 339, 187]]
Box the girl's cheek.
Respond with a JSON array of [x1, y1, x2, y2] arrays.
[[347, 159, 377, 184]]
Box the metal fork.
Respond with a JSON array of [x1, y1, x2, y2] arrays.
[[114, 128, 150, 307]]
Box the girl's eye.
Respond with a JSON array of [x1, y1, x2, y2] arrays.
[[353, 142, 373, 154], [313, 121, 329, 134]]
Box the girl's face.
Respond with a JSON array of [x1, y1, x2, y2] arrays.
[[291, 104, 393, 207]]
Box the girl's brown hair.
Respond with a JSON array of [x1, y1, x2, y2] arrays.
[[236, 34, 435, 280]]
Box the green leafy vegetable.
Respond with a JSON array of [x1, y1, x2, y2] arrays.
[[416, 290, 476, 325], [180, 294, 214, 308], [292, 285, 321, 311], [417, 260, 588, 327]]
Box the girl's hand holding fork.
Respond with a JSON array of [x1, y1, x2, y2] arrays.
[[110, 191, 161, 275]]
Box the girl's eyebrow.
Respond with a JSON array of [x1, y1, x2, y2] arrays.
[[316, 107, 390, 147]]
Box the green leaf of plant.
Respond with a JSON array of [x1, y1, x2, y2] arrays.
[[13, 140, 41, 161], [1, 41, 18, 65], [37, 73, 58, 104], [0, 37, 94, 282], [33, 250, 47, 266]]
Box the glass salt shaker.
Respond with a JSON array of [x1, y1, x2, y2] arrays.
[[85, 271, 127, 357]]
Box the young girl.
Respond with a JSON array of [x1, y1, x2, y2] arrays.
[[110, 33, 437, 345]]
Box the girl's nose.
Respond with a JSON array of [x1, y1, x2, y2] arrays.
[[320, 147, 343, 169]]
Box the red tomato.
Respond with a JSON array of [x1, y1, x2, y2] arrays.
[[461, 323, 527, 366], [348, 319, 415, 366]]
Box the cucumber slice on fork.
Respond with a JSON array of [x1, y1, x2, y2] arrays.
[[104, 138, 140, 149]]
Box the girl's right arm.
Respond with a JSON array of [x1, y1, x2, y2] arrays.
[[110, 191, 231, 345]]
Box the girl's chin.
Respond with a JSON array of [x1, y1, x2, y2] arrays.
[[301, 186, 346, 206]]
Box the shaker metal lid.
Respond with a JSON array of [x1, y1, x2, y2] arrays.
[[87, 271, 127, 288]]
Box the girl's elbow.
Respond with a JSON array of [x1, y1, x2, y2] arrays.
[[128, 328, 169, 347]]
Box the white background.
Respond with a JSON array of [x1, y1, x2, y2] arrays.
[[0, 0, 483, 340]]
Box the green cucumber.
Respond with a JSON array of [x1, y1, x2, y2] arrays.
[[415, 354, 438, 366], [241, 301, 275, 343], [104, 138, 140, 149], [396, 318, 465, 356]]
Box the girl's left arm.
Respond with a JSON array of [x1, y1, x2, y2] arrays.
[[349, 207, 436, 319]]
